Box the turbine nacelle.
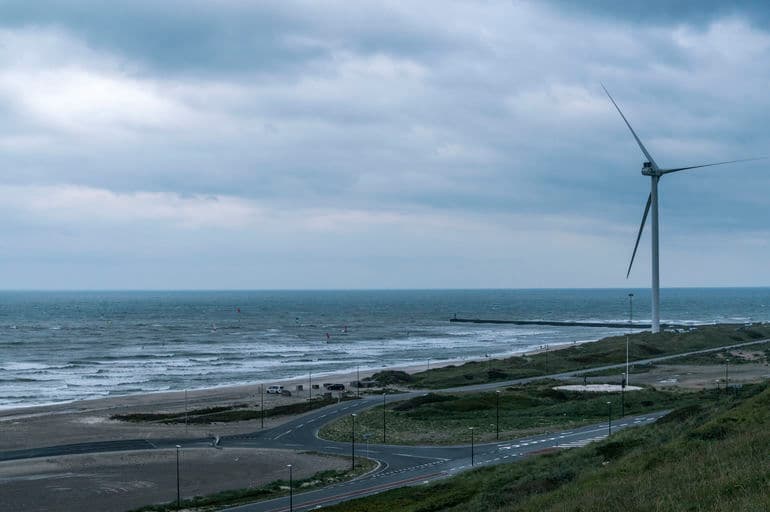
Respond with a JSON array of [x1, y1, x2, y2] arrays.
[[641, 162, 657, 176]]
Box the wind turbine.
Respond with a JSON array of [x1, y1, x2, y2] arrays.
[[602, 85, 761, 333]]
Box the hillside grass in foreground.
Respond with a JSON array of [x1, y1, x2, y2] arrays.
[[321, 381, 770, 512], [401, 324, 770, 389]]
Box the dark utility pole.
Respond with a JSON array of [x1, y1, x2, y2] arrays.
[[175, 445, 181, 509], [607, 402, 612, 435], [382, 392, 386, 443], [351, 413, 357, 470], [621, 375, 626, 417], [495, 390, 500, 441], [287, 464, 293, 512], [470, 427, 475, 466], [261, 385, 265, 429]]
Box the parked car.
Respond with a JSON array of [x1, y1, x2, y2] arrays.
[[327, 383, 345, 391], [266, 385, 284, 394]]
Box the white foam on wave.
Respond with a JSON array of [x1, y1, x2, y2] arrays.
[[0, 362, 52, 371]]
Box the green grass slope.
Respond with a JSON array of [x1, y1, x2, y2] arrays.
[[323, 382, 770, 512], [405, 324, 770, 389]]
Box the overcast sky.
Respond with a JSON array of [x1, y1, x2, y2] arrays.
[[0, 0, 768, 289]]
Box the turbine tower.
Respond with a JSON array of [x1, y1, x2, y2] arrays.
[[602, 85, 760, 333]]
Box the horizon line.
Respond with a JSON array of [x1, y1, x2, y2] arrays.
[[1, 286, 769, 292]]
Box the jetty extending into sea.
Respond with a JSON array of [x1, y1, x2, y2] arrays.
[[449, 317, 693, 330]]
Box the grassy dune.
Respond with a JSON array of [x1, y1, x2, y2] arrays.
[[399, 324, 770, 389], [319, 381, 705, 445], [112, 395, 360, 424], [321, 381, 770, 512]]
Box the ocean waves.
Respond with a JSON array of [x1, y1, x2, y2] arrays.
[[1, 288, 769, 409]]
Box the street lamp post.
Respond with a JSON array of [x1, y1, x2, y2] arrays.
[[261, 384, 265, 429], [607, 402, 612, 436], [184, 389, 188, 435], [356, 365, 360, 398], [495, 390, 500, 441], [627, 293, 633, 386], [725, 360, 729, 394], [309, 371, 312, 402], [382, 392, 387, 443], [469, 427, 475, 466], [175, 444, 181, 509], [351, 413, 357, 470], [620, 374, 625, 417], [287, 464, 293, 512]]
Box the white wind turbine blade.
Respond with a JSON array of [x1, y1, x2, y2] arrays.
[[661, 157, 766, 175], [627, 194, 651, 279], [602, 84, 659, 170]]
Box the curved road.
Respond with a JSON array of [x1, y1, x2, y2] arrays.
[[1, 338, 765, 510]]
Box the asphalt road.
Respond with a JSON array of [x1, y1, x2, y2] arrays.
[[219, 403, 665, 512], [1, 338, 765, 509]]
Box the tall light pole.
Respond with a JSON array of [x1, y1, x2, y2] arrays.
[[351, 413, 357, 470], [184, 389, 188, 435], [356, 365, 360, 398], [725, 360, 729, 394], [607, 402, 612, 436], [620, 374, 625, 417], [469, 427, 475, 466], [175, 444, 181, 509], [627, 293, 633, 386], [495, 390, 500, 441], [260, 384, 265, 429], [309, 371, 312, 402], [287, 464, 293, 512], [382, 392, 387, 443]]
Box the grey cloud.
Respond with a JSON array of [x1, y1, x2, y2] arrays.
[[0, 1, 769, 288]]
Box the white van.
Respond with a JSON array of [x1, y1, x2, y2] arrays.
[[266, 385, 284, 394]]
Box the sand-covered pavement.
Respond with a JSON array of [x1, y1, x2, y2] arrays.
[[0, 448, 348, 512]]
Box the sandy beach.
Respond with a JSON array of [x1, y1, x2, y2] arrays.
[[0, 355, 473, 451], [0, 340, 609, 451]]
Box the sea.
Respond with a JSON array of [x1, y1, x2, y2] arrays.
[[1, 288, 768, 410]]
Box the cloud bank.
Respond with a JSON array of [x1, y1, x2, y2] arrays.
[[0, 1, 768, 289]]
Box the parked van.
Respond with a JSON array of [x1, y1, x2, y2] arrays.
[[266, 385, 284, 394]]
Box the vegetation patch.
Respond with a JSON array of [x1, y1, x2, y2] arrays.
[[408, 324, 770, 389], [319, 380, 709, 445], [369, 370, 415, 386], [112, 396, 360, 424], [320, 382, 770, 512], [662, 340, 770, 366]]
